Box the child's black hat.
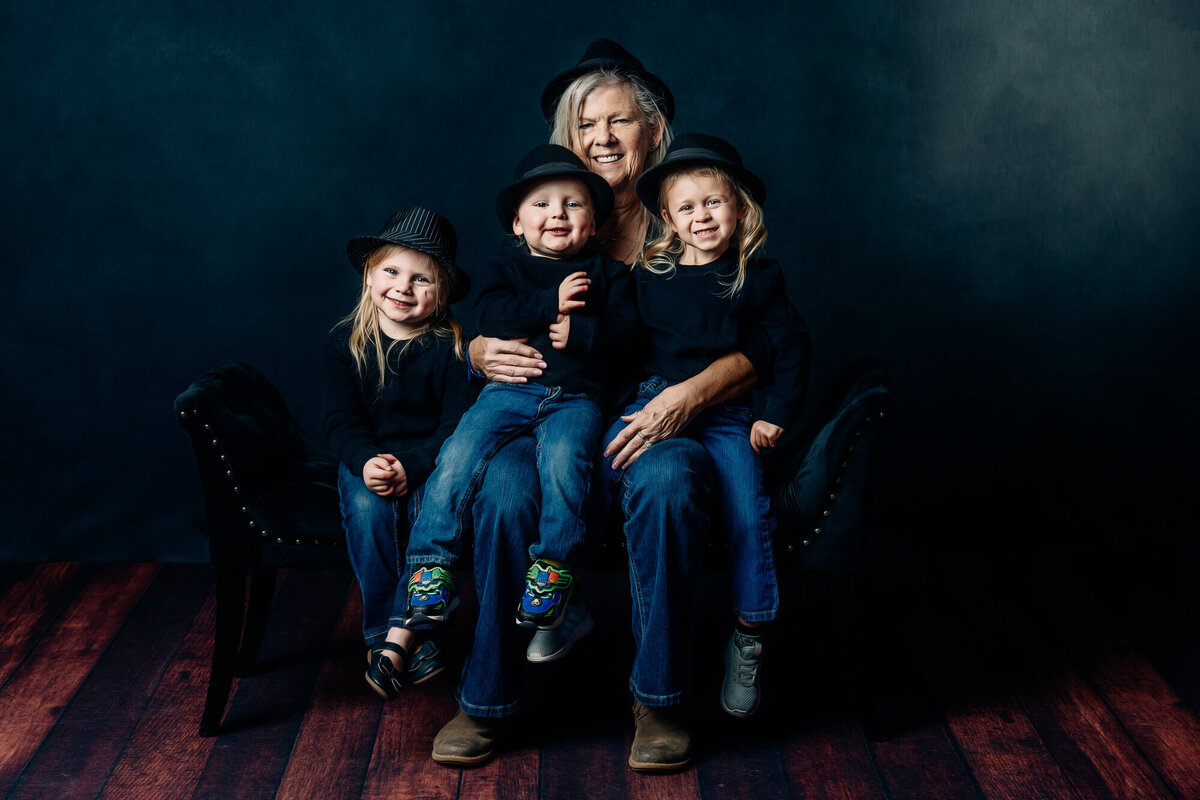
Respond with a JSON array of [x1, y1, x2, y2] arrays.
[[347, 206, 470, 303], [635, 133, 767, 214], [495, 144, 615, 233], [540, 38, 675, 123]]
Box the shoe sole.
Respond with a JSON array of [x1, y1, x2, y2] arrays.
[[526, 613, 595, 663], [431, 749, 496, 767], [628, 755, 692, 772], [410, 663, 446, 685], [406, 596, 460, 629], [720, 699, 758, 717], [364, 669, 401, 700]]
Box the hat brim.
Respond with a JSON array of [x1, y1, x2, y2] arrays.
[[495, 163, 615, 233], [635, 153, 767, 215], [540, 61, 675, 123], [346, 235, 470, 304]]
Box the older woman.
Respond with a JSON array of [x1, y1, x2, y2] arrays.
[[433, 40, 761, 771]]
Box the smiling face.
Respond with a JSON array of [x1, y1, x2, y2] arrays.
[[364, 246, 440, 339], [660, 170, 747, 266], [572, 83, 663, 197], [512, 177, 596, 259]]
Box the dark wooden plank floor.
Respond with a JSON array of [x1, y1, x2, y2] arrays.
[[2, 552, 1199, 800]]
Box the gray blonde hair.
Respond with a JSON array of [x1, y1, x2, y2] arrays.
[[548, 67, 674, 171]]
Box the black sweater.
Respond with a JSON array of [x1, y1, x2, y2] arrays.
[[474, 244, 639, 405], [634, 251, 810, 430], [324, 323, 477, 486]]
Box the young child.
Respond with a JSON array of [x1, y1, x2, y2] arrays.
[[403, 144, 633, 634], [624, 133, 810, 717], [324, 206, 476, 699]]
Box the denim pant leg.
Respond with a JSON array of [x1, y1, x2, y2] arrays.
[[606, 400, 713, 707], [338, 463, 405, 646], [455, 436, 540, 718], [530, 394, 603, 565], [406, 383, 544, 569], [692, 406, 780, 622]]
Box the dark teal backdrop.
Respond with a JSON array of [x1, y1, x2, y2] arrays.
[[2, 2, 1197, 561]]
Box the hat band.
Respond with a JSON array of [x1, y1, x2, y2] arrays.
[[519, 161, 592, 180], [662, 147, 741, 169]]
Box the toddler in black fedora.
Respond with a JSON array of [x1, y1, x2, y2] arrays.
[[324, 206, 477, 700], [403, 143, 637, 642]]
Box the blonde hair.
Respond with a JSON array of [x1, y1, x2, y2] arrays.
[[341, 244, 466, 392], [638, 166, 767, 298]]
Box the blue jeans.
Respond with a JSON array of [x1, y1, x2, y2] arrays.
[[603, 421, 711, 707], [605, 376, 779, 704], [337, 463, 424, 646], [625, 378, 779, 622], [405, 382, 603, 570], [455, 437, 541, 717]]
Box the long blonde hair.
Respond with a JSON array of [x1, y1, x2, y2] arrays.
[[638, 166, 766, 298], [341, 244, 466, 392]]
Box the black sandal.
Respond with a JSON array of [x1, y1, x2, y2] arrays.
[[365, 642, 409, 699]]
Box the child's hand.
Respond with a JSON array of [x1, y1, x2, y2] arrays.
[[363, 456, 396, 496], [363, 454, 407, 497], [750, 421, 784, 454], [549, 313, 571, 350], [558, 271, 590, 315]]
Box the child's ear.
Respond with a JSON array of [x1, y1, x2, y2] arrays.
[[660, 207, 676, 231], [737, 199, 748, 221], [512, 214, 523, 237]]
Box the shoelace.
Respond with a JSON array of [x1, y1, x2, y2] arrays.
[[735, 644, 763, 686]]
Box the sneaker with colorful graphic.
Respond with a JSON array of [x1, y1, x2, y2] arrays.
[[405, 565, 459, 629], [515, 559, 575, 630]]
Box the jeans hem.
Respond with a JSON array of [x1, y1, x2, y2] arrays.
[[734, 607, 779, 624], [456, 690, 520, 718], [629, 679, 685, 707]]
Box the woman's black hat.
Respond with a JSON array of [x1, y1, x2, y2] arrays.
[[540, 38, 675, 123], [346, 206, 470, 303], [495, 144, 615, 233], [635, 133, 767, 213]]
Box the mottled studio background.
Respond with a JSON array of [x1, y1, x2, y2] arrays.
[[2, 1, 1197, 561]]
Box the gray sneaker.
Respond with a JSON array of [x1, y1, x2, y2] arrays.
[[721, 630, 764, 717], [526, 599, 594, 663]]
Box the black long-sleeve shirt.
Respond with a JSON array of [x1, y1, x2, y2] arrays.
[[474, 244, 639, 406], [323, 323, 477, 486], [633, 251, 810, 430]]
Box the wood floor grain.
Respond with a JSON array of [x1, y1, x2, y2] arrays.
[[1, 555, 1197, 800]]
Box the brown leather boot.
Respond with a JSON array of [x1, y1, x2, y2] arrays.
[[629, 701, 692, 772], [431, 710, 506, 766]]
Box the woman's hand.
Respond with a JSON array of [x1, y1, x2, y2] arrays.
[[604, 382, 704, 471], [548, 314, 571, 350], [750, 420, 784, 454], [468, 335, 547, 384]]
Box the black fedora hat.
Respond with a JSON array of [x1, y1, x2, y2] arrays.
[[540, 38, 675, 123], [347, 206, 470, 303], [635, 133, 767, 213], [495, 144, 615, 233]]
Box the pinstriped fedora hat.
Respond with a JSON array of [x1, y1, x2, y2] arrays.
[[347, 206, 470, 303]]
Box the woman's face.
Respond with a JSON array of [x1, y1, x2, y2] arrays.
[[572, 83, 662, 196]]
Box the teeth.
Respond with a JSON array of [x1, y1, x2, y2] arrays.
[[596, 155, 621, 163]]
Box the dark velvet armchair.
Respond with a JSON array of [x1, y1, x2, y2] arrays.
[[176, 358, 894, 737]]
